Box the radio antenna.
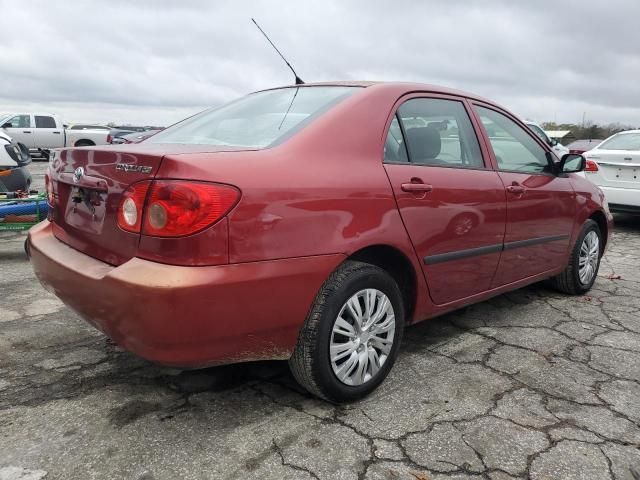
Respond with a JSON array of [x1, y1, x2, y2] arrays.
[[251, 18, 305, 85]]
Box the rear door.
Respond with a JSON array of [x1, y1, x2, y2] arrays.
[[1, 114, 35, 148], [472, 104, 575, 287], [33, 115, 64, 148], [383, 95, 506, 305]]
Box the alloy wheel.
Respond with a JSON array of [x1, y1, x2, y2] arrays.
[[578, 230, 600, 285], [329, 289, 396, 386]]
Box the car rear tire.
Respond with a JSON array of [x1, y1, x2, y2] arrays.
[[550, 219, 602, 295], [74, 140, 95, 147], [289, 260, 405, 402]]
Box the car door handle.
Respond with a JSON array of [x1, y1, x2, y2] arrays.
[[52, 131, 61, 134], [506, 184, 526, 194], [23, 130, 32, 134], [401, 182, 433, 193]]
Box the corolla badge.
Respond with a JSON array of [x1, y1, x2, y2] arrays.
[[116, 164, 153, 174], [73, 167, 84, 183]]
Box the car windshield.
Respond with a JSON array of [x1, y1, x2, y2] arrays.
[[599, 133, 640, 151], [149, 86, 359, 148]]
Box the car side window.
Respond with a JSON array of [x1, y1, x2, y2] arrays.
[[4, 115, 31, 128], [476, 107, 550, 174], [396, 98, 484, 168], [383, 116, 408, 162], [35, 116, 57, 128]]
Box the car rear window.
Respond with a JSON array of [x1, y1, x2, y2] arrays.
[[598, 133, 640, 151], [149, 86, 359, 148]]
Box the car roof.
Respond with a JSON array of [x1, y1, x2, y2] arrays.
[[2, 112, 57, 116], [258, 81, 498, 105]]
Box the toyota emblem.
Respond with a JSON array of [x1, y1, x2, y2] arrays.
[[73, 167, 84, 183]]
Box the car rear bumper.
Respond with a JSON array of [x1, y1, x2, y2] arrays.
[[28, 221, 345, 367], [600, 186, 640, 212]]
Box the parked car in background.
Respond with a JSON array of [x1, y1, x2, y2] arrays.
[[567, 138, 604, 155], [114, 129, 163, 144], [0, 113, 109, 157], [68, 124, 111, 131], [525, 121, 569, 159], [106, 126, 155, 144], [0, 131, 32, 192], [583, 130, 640, 214], [29, 82, 612, 402]]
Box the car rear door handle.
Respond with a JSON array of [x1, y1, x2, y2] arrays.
[[53, 131, 61, 134], [23, 130, 32, 133], [401, 182, 433, 193], [506, 184, 525, 194]]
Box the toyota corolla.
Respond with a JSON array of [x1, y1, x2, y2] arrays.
[[28, 82, 612, 402]]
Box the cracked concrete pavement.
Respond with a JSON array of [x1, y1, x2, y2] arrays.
[[1, 163, 640, 479]]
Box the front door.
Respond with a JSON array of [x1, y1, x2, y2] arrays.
[[472, 105, 575, 287], [383, 96, 506, 305]]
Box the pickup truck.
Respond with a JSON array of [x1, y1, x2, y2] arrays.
[[0, 113, 109, 155]]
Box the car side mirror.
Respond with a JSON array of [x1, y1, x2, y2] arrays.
[[15, 143, 32, 167], [1, 122, 11, 129], [549, 138, 558, 147], [559, 153, 585, 173]]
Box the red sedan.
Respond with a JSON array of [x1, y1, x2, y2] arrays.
[[28, 82, 612, 402]]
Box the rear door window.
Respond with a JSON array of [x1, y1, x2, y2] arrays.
[[35, 116, 57, 128], [395, 98, 485, 168], [384, 116, 409, 162]]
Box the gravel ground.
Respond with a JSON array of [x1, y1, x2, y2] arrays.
[[1, 162, 640, 480]]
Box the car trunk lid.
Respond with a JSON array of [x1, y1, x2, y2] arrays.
[[49, 144, 253, 266], [49, 147, 165, 265], [585, 149, 640, 189]]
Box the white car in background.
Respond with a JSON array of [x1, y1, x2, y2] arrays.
[[583, 130, 640, 214], [0, 113, 109, 158], [525, 121, 569, 159]]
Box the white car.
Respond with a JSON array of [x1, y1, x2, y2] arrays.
[[583, 130, 640, 214], [525, 121, 569, 159], [0, 113, 109, 157]]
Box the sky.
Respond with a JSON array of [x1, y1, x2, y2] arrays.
[[1, 0, 639, 127]]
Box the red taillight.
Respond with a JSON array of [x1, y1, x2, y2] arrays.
[[142, 181, 239, 237], [585, 160, 599, 172], [106, 134, 113, 144], [117, 181, 150, 233], [117, 180, 239, 236]]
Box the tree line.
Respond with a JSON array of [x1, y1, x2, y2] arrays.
[[541, 121, 638, 141]]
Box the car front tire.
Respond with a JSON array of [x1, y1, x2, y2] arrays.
[[289, 260, 405, 402]]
